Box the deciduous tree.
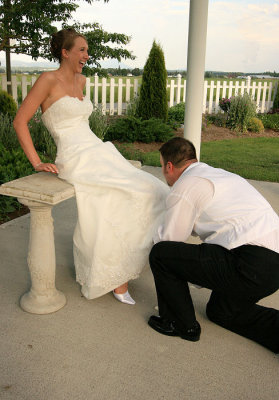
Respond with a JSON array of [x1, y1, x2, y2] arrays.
[[0, 0, 135, 92]]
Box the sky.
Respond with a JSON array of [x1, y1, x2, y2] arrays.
[[1, 0, 279, 72]]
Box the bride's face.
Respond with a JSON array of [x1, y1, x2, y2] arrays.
[[62, 37, 89, 72]]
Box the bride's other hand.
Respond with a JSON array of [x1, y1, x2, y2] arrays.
[[35, 162, 59, 174]]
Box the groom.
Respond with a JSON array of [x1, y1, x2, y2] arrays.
[[148, 137, 279, 353]]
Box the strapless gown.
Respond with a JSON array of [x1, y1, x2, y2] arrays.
[[41, 95, 169, 299]]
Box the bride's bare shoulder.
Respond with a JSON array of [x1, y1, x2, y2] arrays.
[[39, 71, 58, 83], [26, 71, 58, 96]]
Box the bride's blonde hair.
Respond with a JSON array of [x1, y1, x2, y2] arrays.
[[50, 28, 87, 63]]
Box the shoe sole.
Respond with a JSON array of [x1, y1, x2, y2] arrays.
[[180, 333, 200, 342]]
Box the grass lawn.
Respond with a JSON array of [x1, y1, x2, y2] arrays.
[[200, 137, 279, 182], [116, 137, 279, 183]]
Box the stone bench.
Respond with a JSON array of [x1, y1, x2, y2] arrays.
[[0, 161, 141, 315]]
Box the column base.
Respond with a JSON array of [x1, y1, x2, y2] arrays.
[[20, 289, 67, 315]]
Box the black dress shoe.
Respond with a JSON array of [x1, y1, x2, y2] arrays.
[[148, 315, 201, 342]]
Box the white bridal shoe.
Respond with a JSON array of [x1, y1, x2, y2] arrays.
[[113, 290, 136, 305]]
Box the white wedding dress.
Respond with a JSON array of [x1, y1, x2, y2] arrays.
[[42, 95, 169, 299]]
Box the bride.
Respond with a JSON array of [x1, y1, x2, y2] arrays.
[[13, 28, 169, 305]]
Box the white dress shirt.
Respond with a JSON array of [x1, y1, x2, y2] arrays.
[[154, 175, 214, 243], [155, 167, 279, 254]]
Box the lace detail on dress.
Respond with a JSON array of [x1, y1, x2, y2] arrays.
[[74, 188, 165, 290]]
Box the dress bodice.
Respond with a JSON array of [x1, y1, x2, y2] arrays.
[[41, 95, 95, 146]]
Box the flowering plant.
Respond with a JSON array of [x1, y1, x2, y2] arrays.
[[226, 92, 256, 133], [219, 97, 231, 113]]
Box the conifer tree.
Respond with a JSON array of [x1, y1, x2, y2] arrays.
[[137, 41, 168, 121]]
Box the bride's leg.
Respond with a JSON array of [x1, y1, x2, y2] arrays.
[[113, 282, 136, 305], [114, 282, 128, 294]]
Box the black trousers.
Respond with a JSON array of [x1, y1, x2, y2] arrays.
[[149, 242, 279, 353]]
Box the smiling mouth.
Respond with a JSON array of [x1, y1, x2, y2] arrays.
[[79, 61, 86, 67]]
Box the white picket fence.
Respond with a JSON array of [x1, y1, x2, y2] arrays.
[[1, 73, 278, 115]]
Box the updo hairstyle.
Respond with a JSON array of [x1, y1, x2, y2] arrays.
[[50, 28, 86, 63]]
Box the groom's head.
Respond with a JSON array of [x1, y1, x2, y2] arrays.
[[159, 138, 197, 186]]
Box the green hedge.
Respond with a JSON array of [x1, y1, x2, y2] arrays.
[[0, 90, 17, 118], [168, 102, 185, 124], [0, 145, 35, 219], [105, 117, 174, 143], [0, 145, 52, 220], [0, 111, 56, 221], [257, 113, 279, 131]]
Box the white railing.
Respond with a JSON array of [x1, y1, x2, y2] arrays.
[[1, 73, 278, 115]]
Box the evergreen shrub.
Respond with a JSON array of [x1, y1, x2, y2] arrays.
[[247, 117, 264, 133], [105, 117, 141, 142], [258, 113, 279, 131], [0, 111, 58, 221], [0, 113, 19, 150], [0, 90, 17, 118], [0, 142, 52, 220], [140, 118, 173, 143], [0, 145, 34, 184], [168, 102, 185, 124], [105, 117, 174, 143], [137, 41, 168, 121], [0, 145, 35, 219]]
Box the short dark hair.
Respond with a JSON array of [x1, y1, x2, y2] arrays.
[[159, 137, 196, 167], [50, 28, 87, 63]]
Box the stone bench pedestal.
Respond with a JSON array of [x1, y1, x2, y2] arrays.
[[0, 161, 141, 314], [18, 198, 67, 314], [0, 172, 75, 314]]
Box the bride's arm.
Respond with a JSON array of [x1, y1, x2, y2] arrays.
[[13, 73, 59, 174]]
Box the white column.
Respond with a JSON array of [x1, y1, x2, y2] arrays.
[[18, 198, 67, 314], [184, 0, 209, 160]]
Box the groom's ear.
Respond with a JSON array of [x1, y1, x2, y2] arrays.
[[166, 161, 174, 172]]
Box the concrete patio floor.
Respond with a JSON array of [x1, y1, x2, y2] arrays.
[[0, 166, 278, 400]]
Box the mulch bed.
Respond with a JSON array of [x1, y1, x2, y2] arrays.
[[0, 205, 30, 226]]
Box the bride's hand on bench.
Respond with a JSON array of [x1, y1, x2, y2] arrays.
[[34, 162, 59, 174]]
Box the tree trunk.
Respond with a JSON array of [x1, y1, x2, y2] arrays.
[[5, 38, 12, 95], [4, 0, 12, 95]]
